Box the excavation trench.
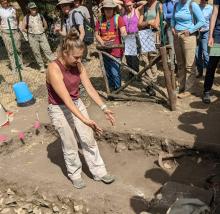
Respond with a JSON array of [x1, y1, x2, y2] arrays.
[[0, 124, 219, 214]]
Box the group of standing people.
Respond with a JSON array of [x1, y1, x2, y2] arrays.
[[0, 0, 55, 73], [1, 0, 219, 104], [95, 0, 220, 104]]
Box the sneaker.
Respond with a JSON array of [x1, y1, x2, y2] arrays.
[[94, 174, 115, 184], [72, 178, 86, 189], [203, 92, 211, 104], [145, 86, 156, 97]]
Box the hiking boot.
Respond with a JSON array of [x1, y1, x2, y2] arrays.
[[94, 174, 115, 184], [72, 178, 86, 189], [145, 86, 156, 97], [203, 92, 211, 104]]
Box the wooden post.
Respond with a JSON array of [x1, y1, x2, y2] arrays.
[[114, 54, 161, 94], [98, 52, 111, 94], [100, 50, 167, 98], [171, 69, 176, 91], [160, 46, 176, 111]]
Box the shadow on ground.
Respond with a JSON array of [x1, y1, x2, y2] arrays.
[[47, 138, 94, 181]]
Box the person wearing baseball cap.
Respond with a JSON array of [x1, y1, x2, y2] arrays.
[[22, 2, 55, 73], [95, 0, 127, 91]]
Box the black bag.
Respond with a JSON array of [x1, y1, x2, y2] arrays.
[[71, 11, 94, 45]]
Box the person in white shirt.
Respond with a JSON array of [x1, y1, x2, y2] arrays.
[[22, 2, 55, 73], [0, 0, 23, 73]]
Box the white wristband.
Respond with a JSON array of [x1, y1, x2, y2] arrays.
[[100, 104, 107, 111]]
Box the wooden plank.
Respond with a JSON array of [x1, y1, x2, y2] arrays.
[[160, 46, 177, 111], [113, 54, 161, 94], [98, 52, 110, 94]]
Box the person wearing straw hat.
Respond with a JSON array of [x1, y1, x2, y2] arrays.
[[54, 0, 75, 37], [22, 2, 55, 73], [95, 0, 127, 91], [0, 0, 24, 73]]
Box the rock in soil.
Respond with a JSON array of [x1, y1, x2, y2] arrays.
[[115, 142, 127, 153]]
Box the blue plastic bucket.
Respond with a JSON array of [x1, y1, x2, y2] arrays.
[[13, 82, 35, 107]]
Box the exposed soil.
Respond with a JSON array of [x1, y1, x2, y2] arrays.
[[1, 32, 220, 214], [0, 124, 220, 213]]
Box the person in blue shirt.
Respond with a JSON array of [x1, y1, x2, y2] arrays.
[[203, 0, 220, 103], [171, 0, 205, 98], [195, 0, 213, 78], [163, 0, 178, 72]]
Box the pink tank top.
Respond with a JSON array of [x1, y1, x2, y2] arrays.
[[47, 59, 81, 105], [123, 9, 139, 34]]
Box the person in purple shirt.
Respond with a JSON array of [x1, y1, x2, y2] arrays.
[[123, 0, 140, 74], [163, 0, 178, 72]]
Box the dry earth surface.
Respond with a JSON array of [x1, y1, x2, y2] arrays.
[[1, 41, 220, 213]]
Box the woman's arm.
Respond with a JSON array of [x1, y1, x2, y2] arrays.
[[47, 63, 88, 122], [190, 2, 205, 33], [149, 3, 162, 29], [47, 62, 103, 134], [22, 16, 27, 32], [120, 26, 127, 36], [138, 8, 148, 29], [43, 17, 48, 31], [79, 63, 115, 125], [95, 31, 105, 46], [135, 8, 140, 19], [209, 4, 219, 46]]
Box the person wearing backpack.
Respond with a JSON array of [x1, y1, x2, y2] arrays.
[[70, 0, 93, 62], [138, 0, 162, 96], [202, 0, 220, 103], [22, 2, 55, 72], [171, 0, 205, 98], [73, 0, 91, 21], [95, 0, 127, 91], [54, 0, 75, 38]]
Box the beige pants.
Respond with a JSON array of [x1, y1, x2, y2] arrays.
[[174, 33, 197, 92], [48, 99, 107, 181], [28, 33, 55, 69], [1, 30, 23, 72]]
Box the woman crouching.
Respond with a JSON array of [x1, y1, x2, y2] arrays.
[[46, 29, 115, 189]]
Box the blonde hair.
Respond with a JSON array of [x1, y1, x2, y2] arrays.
[[59, 28, 85, 56]]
